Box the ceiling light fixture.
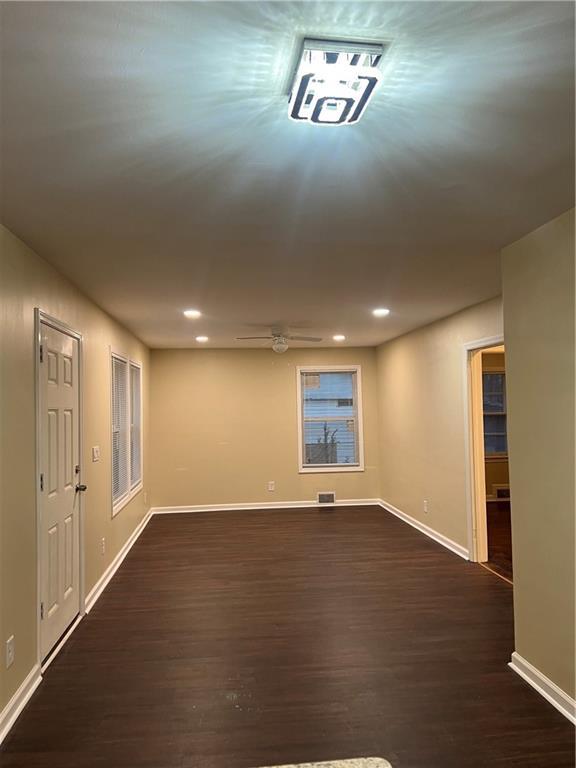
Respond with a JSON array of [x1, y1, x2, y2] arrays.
[[288, 38, 386, 126], [373, 308, 390, 317], [271, 337, 289, 354], [183, 309, 201, 319], [195, 336, 209, 343], [333, 334, 346, 342]]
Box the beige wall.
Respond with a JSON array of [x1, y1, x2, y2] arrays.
[[485, 459, 510, 497], [150, 348, 380, 507], [502, 208, 575, 697], [375, 297, 503, 548], [0, 225, 149, 711], [482, 351, 505, 371]]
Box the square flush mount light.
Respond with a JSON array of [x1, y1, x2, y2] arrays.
[[288, 38, 386, 126]]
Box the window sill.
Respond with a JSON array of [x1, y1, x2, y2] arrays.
[[485, 454, 508, 462], [299, 465, 364, 474], [112, 481, 143, 518]]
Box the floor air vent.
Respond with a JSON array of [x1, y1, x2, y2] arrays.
[[317, 492, 336, 505]]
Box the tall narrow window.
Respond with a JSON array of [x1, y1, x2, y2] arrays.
[[482, 371, 508, 456], [298, 366, 364, 472], [130, 362, 142, 488], [111, 355, 129, 506], [112, 354, 143, 514]]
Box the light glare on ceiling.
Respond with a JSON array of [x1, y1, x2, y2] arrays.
[[333, 334, 346, 341], [183, 309, 201, 319], [288, 38, 385, 126], [195, 336, 209, 343], [373, 308, 390, 317]]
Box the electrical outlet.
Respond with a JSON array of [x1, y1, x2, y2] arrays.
[[92, 445, 100, 462], [5, 635, 14, 669], [101, 537, 106, 556], [423, 499, 429, 514], [267, 481, 275, 492]]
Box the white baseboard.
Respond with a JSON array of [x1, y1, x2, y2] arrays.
[[509, 651, 576, 724], [151, 499, 381, 515], [378, 498, 469, 560], [85, 509, 153, 612], [0, 664, 42, 746]]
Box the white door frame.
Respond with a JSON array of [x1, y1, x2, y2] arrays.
[[462, 334, 505, 562], [34, 309, 86, 668]]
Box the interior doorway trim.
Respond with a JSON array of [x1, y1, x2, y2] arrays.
[[34, 309, 86, 670], [462, 334, 505, 562]]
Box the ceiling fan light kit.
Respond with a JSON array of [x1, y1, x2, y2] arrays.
[[272, 338, 289, 354], [235, 330, 324, 353]]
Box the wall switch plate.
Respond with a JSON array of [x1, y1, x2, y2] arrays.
[[267, 481, 275, 492], [5, 635, 14, 668], [101, 537, 106, 556], [92, 445, 100, 462], [423, 499, 429, 514]]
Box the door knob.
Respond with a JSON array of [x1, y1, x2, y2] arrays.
[[75, 483, 87, 493]]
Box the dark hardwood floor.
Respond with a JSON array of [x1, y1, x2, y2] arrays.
[[2, 507, 574, 768], [486, 501, 514, 581]]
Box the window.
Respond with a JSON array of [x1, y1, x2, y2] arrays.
[[112, 355, 129, 505], [482, 371, 507, 456], [130, 362, 142, 488], [111, 354, 142, 514], [297, 366, 364, 472]]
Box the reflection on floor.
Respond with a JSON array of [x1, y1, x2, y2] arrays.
[[258, 760, 392, 768], [486, 500, 513, 582]]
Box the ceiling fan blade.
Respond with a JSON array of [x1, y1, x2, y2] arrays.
[[287, 335, 323, 342], [235, 336, 273, 340]]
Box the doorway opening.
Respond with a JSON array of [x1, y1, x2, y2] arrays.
[[467, 340, 513, 583]]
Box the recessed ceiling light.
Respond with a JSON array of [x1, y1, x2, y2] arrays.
[[183, 309, 201, 319], [195, 336, 209, 343], [288, 38, 386, 126], [372, 308, 390, 317], [333, 334, 346, 342]]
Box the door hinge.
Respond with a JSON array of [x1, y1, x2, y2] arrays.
[[40, 473, 44, 492], [39, 344, 44, 363], [40, 602, 44, 620]]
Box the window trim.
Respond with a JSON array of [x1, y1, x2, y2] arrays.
[[111, 351, 143, 517], [296, 365, 365, 474]]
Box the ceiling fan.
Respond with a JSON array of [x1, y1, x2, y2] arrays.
[[235, 328, 323, 354]]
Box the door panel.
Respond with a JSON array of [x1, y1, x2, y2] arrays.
[[40, 322, 81, 659], [47, 410, 58, 494], [64, 410, 73, 488], [64, 514, 74, 597], [47, 525, 59, 616]]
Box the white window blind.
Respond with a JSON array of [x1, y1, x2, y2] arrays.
[[130, 363, 142, 488], [112, 355, 129, 504], [299, 368, 363, 471]]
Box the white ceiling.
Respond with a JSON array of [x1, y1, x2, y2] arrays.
[[1, 2, 573, 348]]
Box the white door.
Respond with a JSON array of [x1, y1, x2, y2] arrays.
[[39, 322, 81, 659]]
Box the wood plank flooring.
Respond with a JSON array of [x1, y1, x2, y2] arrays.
[[486, 501, 514, 581], [1, 507, 574, 768]]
